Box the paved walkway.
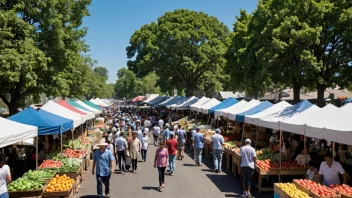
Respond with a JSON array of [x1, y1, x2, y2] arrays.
[[76, 145, 272, 198]]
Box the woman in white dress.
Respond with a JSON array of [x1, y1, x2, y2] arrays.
[[129, 132, 141, 173]]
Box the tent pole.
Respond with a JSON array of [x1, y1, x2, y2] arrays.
[[36, 136, 38, 170], [60, 133, 63, 154], [241, 123, 245, 144], [255, 126, 258, 149], [279, 130, 282, 182], [226, 118, 229, 132]]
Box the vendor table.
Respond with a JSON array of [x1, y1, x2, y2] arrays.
[[232, 151, 240, 177], [224, 148, 232, 172]]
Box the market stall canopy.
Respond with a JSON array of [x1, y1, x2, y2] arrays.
[[40, 100, 83, 128], [132, 96, 146, 102], [84, 100, 104, 111], [90, 99, 108, 107], [172, 96, 199, 110], [157, 97, 174, 106], [245, 101, 292, 125], [190, 97, 210, 111], [147, 96, 170, 105], [66, 99, 95, 119], [343, 98, 352, 103], [89, 99, 103, 107], [216, 100, 248, 118], [167, 96, 193, 109], [0, 117, 38, 148], [258, 100, 313, 130], [75, 100, 102, 114], [278, 105, 321, 135], [57, 100, 91, 121], [160, 96, 185, 107], [208, 98, 238, 114], [228, 99, 261, 121], [95, 98, 110, 107], [9, 108, 74, 135], [102, 99, 113, 105], [144, 94, 159, 103], [200, 98, 221, 114], [236, 101, 273, 123]]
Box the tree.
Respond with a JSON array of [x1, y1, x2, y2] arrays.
[[137, 72, 161, 95], [115, 68, 137, 99], [94, 66, 109, 80], [126, 9, 230, 96]]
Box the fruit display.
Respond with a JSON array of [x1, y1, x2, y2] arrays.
[[257, 149, 288, 162], [62, 148, 86, 158], [22, 170, 56, 181], [39, 160, 63, 169], [276, 183, 310, 198], [54, 157, 82, 173], [45, 174, 75, 192], [294, 180, 338, 197], [330, 184, 352, 196], [257, 159, 302, 171], [63, 140, 87, 149], [8, 177, 45, 191]]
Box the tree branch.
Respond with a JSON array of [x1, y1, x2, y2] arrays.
[[0, 95, 10, 107]]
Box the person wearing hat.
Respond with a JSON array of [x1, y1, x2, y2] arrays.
[[0, 154, 11, 198], [92, 139, 115, 198], [166, 132, 178, 175], [238, 139, 256, 198], [141, 131, 150, 162], [193, 127, 204, 166], [211, 129, 224, 173]]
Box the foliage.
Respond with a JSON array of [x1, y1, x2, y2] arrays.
[[93, 66, 109, 80], [126, 9, 230, 96]]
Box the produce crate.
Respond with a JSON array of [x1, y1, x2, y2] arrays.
[[42, 186, 73, 198], [274, 183, 288, 198], [274, 192, 280, 198], [9, 189, 44, 198], [311, 191, 341, 198], [293, 180, 312, 195], [339, 193, 352, 198]]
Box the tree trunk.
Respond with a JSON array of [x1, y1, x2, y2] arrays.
[[292, 77, 301, 104], [186, 82, 196, 97], [317, 84, 326, 107], [8, 100, 20, 116]]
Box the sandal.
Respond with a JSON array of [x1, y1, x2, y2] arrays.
[[159, 187, 163, 192]]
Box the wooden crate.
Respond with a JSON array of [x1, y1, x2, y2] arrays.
[[42, 186, 73, 197], [9, 189, 44, 198], [311, 191, 341, 198], [274, 183, 289, 198], [340, 193, 352, 198], [293, 180, 312, 196]]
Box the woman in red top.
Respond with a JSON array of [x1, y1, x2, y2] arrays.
[[166, 132, 178, 175]]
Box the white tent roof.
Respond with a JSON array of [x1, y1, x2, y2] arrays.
[[199, 98, 221, 114], [172, 96, 197, 110], [324, 104, 352, 144], [102, 99, 113, 105], [0, 117, 38, 148], [279, 105, 321, 135], [89, 99, 102, 106], [72, 107, 95, 120], [216, 100, 248, 118], [91, 99, 108, 107], [96, 98, 110, 107], [144, 94, 159, 103], [41, 100, 83, 128], [190, 97, 210, 111], [76, 100, 102, 114], [245, 101, 292, 125], [228, 100, 261, 121]]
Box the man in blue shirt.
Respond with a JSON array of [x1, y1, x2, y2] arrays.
[[211, 128, 224, 173], [176, 126, 187, 160], [193, 127, 204, 166], [93, 139, 115, 198], [163, 123, 170, 142]]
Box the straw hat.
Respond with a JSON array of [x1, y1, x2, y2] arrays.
[[96, 139, 108, 146]]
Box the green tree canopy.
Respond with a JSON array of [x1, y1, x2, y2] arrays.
[[94, 66, 109, 80]]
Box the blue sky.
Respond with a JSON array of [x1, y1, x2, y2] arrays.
[[82, 0, 258, 83]]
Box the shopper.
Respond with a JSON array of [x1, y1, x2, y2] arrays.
[[0, 154, 12, 198], [137, 127, 143, 142], [141, 132, 150, 162], [166, 132, 178, 175], [154, 141, 169, 192], [176, 126, 187, 160], [152, 124, 161, 146], [211, 128, 224, 173], [238, 139, 256, 198], [158, 118, 164, 128], [115, 132, 128, 174], [193, 127, 204, 166], [316, 152, 349, 186], [129, 132, 141, 173], [92, 139, 115, 198], [163, 123, 170, 142]]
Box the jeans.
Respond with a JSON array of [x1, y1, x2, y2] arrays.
[[117, 150, 126, 171], [132, 158, 138, 171], [212, 149, 223, 171], [157, 166, 166, 186], [0, 192, 9, 198], [153, 135, 159, 145], [141, 149, 147, 161], [169, 155, 176, 173], [195, 148, 203, 165], [96, 174, 111, 197]]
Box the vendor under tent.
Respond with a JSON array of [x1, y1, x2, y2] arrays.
[[236, 101, 273, 123], [216, 100, 248, 118], [199, 98, 221, 114], [258, 99, 313, 130], [8, 108, 74, 135], [57, 100, 91, 121], [75, 99, 102, 114], [228, 99, 261, 121], [40, 100, 83, 128], [167, 96, 194, 109], [173, 97, 199, 110], [131, 96, 146, 102], [208, 98, 238, 114], [84, 100, 104, 111], [66, 99, 95, 119], [143, 94, 159, 103], [190, 97, 210, 111], [0, 117, 38, 148], [244, 101, 291, 125]]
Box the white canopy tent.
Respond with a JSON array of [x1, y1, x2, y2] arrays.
[[199, 98, 221, 114], [76, 100, 103, 114], [96, 98, 110, 107], [228, 100, 261, 121], [217, 100, 248, 118], [41, 100, 83, 128], [72, 107, 95, 120], [101, 99, 112, 105], [190, 97, 210, 111], [0, 117, 38, 148], [89, 99, 102, 106], [245, 101, 291, 125]]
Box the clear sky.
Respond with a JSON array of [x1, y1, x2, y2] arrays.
[[82, 0, 258, 83]]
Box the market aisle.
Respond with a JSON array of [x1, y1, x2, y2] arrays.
[[76, 145, 272, 198]]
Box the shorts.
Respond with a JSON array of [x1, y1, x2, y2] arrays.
[[178, 139, 185, 149], [241, 166, 254, 186]]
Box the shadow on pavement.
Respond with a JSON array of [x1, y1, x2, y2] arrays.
[[182, 163, 196, 166], [79, 196, 99, 198], [142, 186, 160, 191], [201, 169, 214, 172], [224, 194, 243, 198]]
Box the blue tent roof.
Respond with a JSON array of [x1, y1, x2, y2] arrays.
[[147, 96, 168, 105], [235, 101, 273, 122], [151, 96, 172, 106], [167, 96, 192, 107], [160, 96, 185, 106], [343, 98, 352, 103], [9, 108, 73, 135], [175, 97, 199, 109], [209, 98, 239, 114]]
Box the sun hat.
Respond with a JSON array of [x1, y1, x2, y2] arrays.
[[96, 139, 108, 146]]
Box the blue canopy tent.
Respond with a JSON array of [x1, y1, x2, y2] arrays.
[[174, 97, 199, 110], [343, 98, 352, 104], [159, 96, 185, 107], [152, 96, 172, 106], [167, 96, 192, 109], [9, 108, 73, 135], [235, 101, 273, 122], [208, 98, 238, 114], [147, 96, 168, 105]]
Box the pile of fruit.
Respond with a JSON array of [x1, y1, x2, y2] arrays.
[[39, 160, 63, 169], [8, 177, 45, 191], [330, 184, 352, 196], [257, 160, 302, 171], [63, 139, 89, 149], [54, 157, 82, 173], [63, 148, 86, 158], [45, 174, 75, 192], [23, 170, 56, 181], [256, 149, 288, 162], [276, 183, 310, 198], [310, 184, 338, 197]]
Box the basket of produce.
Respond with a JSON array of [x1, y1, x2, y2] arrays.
[[38, 160, 63, 169], [55, 157, 83, 178], [42, 174, 75, 197], [275, 183, 311, 198], [8, 176, 48, 198], [330, 184, 352, 198], [58, 148, 86, 159]]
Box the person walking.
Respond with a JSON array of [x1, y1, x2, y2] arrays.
[[0, 154, 12, 198], [128, 132, 141, 173], [158, 118, 164, 128], [238, 139, 257, 198], [92, 139, 115, 198], [176, 126, 187, 160], [115, 132, 128, 174], [137, 127, 143, 142], [152, 124, 161, 146], [141, 132, 150, 162], [154, 141, 169, 192], [193, 127, 204, 166], [211, 128, 224, 173], [166, 132, 178, 175]]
